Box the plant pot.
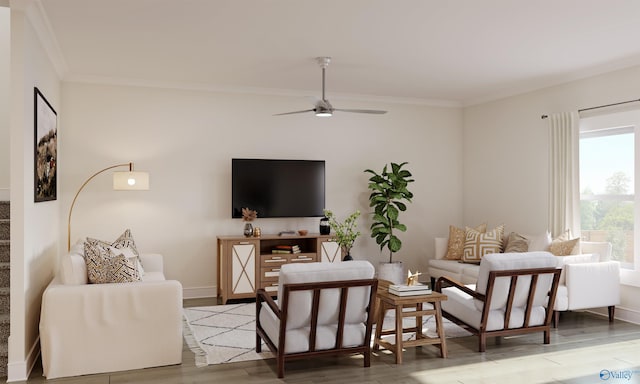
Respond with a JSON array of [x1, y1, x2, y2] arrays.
[[377, 261, 404, 285]]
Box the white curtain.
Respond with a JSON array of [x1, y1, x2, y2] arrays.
[[548, 111, 580, 238]]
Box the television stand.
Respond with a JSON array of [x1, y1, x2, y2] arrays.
[[216, 233, 342, 304]]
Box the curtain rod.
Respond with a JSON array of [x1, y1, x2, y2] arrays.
[[540, 98, 640, 119]]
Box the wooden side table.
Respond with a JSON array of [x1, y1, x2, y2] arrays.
[[373, 289, 448, 364]]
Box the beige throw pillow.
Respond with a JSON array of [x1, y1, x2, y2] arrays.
[[444, 223, 487, 260], [549, 229, 581, 256], [504, 232, 529, 253], [462, 224, 505, 264], [549, 238, 580, 256]]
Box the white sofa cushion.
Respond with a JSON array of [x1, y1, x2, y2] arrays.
[[442, 284, 547, 330]]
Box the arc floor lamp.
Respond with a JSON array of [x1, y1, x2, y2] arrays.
[[67, 162, 149, 250]]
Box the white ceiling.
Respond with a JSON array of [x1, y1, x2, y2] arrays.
[[36, 0, 640, 106]]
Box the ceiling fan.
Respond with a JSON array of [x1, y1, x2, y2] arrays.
[[274, 57, 387, 117]]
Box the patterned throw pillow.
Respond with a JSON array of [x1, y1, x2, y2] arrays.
[[549, 238, 580, 256], [504, 232, 529, 253], [462, 224, 505, 264], [87, 229, 144, 276], [548, 229, 581, 256], [444, 223, 487, 260], [84, 242, 141, 284]]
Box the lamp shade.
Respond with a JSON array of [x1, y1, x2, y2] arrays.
[[113, 171, 149, 190]]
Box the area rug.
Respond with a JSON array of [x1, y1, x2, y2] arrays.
[[183, 302, 471, 367]]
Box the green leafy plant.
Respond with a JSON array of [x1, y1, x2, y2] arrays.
[[323, 209, 361, 256], [365, 162, 414, 263]]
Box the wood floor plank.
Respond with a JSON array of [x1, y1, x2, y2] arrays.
[[21, 300, 640, 384]]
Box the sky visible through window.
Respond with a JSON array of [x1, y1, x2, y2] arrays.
[[580, 133, 634, 194]]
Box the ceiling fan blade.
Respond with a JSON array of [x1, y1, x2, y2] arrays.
[[333, 108, 388, 114], [273, 109, 315, 116]]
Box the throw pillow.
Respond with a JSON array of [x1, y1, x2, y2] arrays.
[[87, 229, 144, 275], [504, 232, 529, 253], [84, 242, 141, 284], [527, 231, 552, 252], [549, 237, 580, 256], [462, 224, 505, 263], [444, 223, 487, 260]]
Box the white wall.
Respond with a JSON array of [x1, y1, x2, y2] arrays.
[[0, 6, 9, 199], [8, 5, 61, 381], [60, 82, 463, 297], [463, 64, 640, 323]]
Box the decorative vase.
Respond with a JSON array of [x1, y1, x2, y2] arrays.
[[243, 222, 254, 237], [319, 216, 330, 235], [343, 252, 353, 261], [377, 261, 404, 284]]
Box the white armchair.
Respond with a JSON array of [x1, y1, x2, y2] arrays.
[[40, 246, 183, 379], [435, 252, 561, 352], [256, 261, 378, 378]]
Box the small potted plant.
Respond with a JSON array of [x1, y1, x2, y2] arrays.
[[242, 207, 257, 237], [364, 162, 414, 283], [323, 209, 361, 261]]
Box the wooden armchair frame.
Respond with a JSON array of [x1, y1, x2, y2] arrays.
[[256, 278, 378, 378], [436, 267, 561, 352]]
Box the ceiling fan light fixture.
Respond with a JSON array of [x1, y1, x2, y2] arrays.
[[315, 111, 332, 117]]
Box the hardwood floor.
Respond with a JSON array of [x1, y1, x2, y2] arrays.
[[22, 298, 640, 383]]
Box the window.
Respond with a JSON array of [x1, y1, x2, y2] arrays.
[[580, 109, 640, 285]]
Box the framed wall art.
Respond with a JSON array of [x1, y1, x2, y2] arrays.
[[34, 87, 58, 202]]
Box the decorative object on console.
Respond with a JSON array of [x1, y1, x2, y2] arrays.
[[297, 229, 308, 236], [242, 207, 257, 237], [67, 162, 149, 250], [323, 209, 360, 261], [365, 162, 414, 284], [319, 216, 330, 234]]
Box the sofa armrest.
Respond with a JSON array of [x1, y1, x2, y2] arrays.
[[40, 278, 183, 378], [140, 253, 163, 273], [565, 261, 620, 310]]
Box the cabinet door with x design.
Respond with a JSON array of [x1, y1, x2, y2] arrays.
[[217, 238, 258, 304]]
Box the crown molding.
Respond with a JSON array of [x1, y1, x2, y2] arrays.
[[65, 74, 462, 108]]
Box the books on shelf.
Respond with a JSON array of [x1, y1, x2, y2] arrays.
[[271, 244, 302, 254], [388, 283, 432, 296]]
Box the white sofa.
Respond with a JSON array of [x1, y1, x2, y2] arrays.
[[429, 237, 620, 322], [40, 243, 183, 379]]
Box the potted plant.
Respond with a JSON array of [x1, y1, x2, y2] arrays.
[[364, 162, 414, 283], [323, 209, 361, 261]]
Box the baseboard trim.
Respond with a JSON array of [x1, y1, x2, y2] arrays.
[[586, 305, 640, 325], [183, 285, 217, 299], [7, 336, 40, 383]]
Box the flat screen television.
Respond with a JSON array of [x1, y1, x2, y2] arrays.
[[232, 158, 326, 218]]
